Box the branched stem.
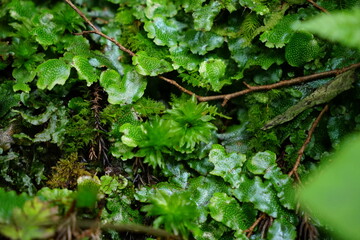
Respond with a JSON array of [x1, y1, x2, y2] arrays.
[[64, 0, 135, 57], [288, 104, 329, 179], [245, 212, 266, 238], [307, 0, 329, 14], [77, 221, 181, 239], [197, 63, 360, 106]]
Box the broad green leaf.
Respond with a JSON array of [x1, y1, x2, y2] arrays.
[[193, 1, 222, 31], [182, 0, 207, 12], [247, 151, 276, 174], [100, 175, 128, 195], [120, 123, 144, 148], [298, 8, 360, 50], [285, 32, 320, 67], [300, 134, 360, 240], [32, 25, 58, 47], [169, 46, 202, 71], [142, 190, 201, 238], [208, 144, 246, 188], [12, 67, 35, 92], [103, 198, 142, 224], [133, 98, 166, 116], [209, 192, 255, 230], [76, 176, 100, 208], [100, 67, 147, 105], [36, 59, 70, 90], [267, 218, 296, 240], [193, 220, 228, 240], [13, 104, 57, 125], [263, 70, 356, 129], [247, 151, 296, 210], [145, 0, 178, 19], [199, 58, 229, 91], [7, 0, 36, 20], [133, 51, 173, 76], [232, 176, 284, 217], [72, 56, 98, 86], [0, 189, 28, 222], [184, 30, 224, 55], [0, 198, 57, 240], [187, 176, 230, 222], [144, 17, 183, 47], [239, 0, 269, 15], [110, 141, 135, 160], [228, 38, 283, 79], [260, 15, 298, 48]]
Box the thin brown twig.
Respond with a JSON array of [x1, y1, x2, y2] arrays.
[[307, 0, 330, 14], [77, 221, 181, 239], [244, 212, 266, 238], [64, 0, 136, 57], [288, 104, 329, 179], [197, 63, 360, 106]]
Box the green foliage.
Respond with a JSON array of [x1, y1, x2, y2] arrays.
[[142, 190, 201, 238], [300, 134, 360, 240], [36, 59, 71, 90], [0, 197, 58, 240], [209, 192, 256, 230], [1, 0, 360, 239], [299, 8, 360, 50]]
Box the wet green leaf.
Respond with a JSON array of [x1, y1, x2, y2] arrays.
[[285, 32, 320, 67], [193, 1, 222, 31], [72, 56, 98, 86], [142, 190, 201, 239], [100, 67, 147, 105], [36, 59, 70, 90], [199, 58, 229, 91], [100, 175, 128, 195], [76, 176, 100, 208], [0, 189, 28, 222], [267, 218, 296, 240], [209, 144, 246, 188], [232, 175, 284, 217], [300, 134, 360, 240], [133, 51, 173, 76], [144, 17, 183, 47], [184, 30, 224, 55], [209, 192, 255, 230], [239, 0, 269, 15], [0, 198, 58, 240], [299, 8, 360, 50], [169, 46, 202, 71], [260, 15, 298, 48]]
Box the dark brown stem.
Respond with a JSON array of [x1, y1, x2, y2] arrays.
[[64, 0, 135, 57], [245, 212, 266, 238], [307, 0, 329, 14], [77, 221, 181, 239], [197, 63, 360, 104], [288, 104, 329, 178]]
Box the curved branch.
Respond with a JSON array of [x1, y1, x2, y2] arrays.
[[197, 63, 360, 106], [64, 0, 136, 57], [288, 104, 329, 179], [307, 0, 329, 14]]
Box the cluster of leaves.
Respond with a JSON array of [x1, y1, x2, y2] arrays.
[[1, 0, 360, 239]]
